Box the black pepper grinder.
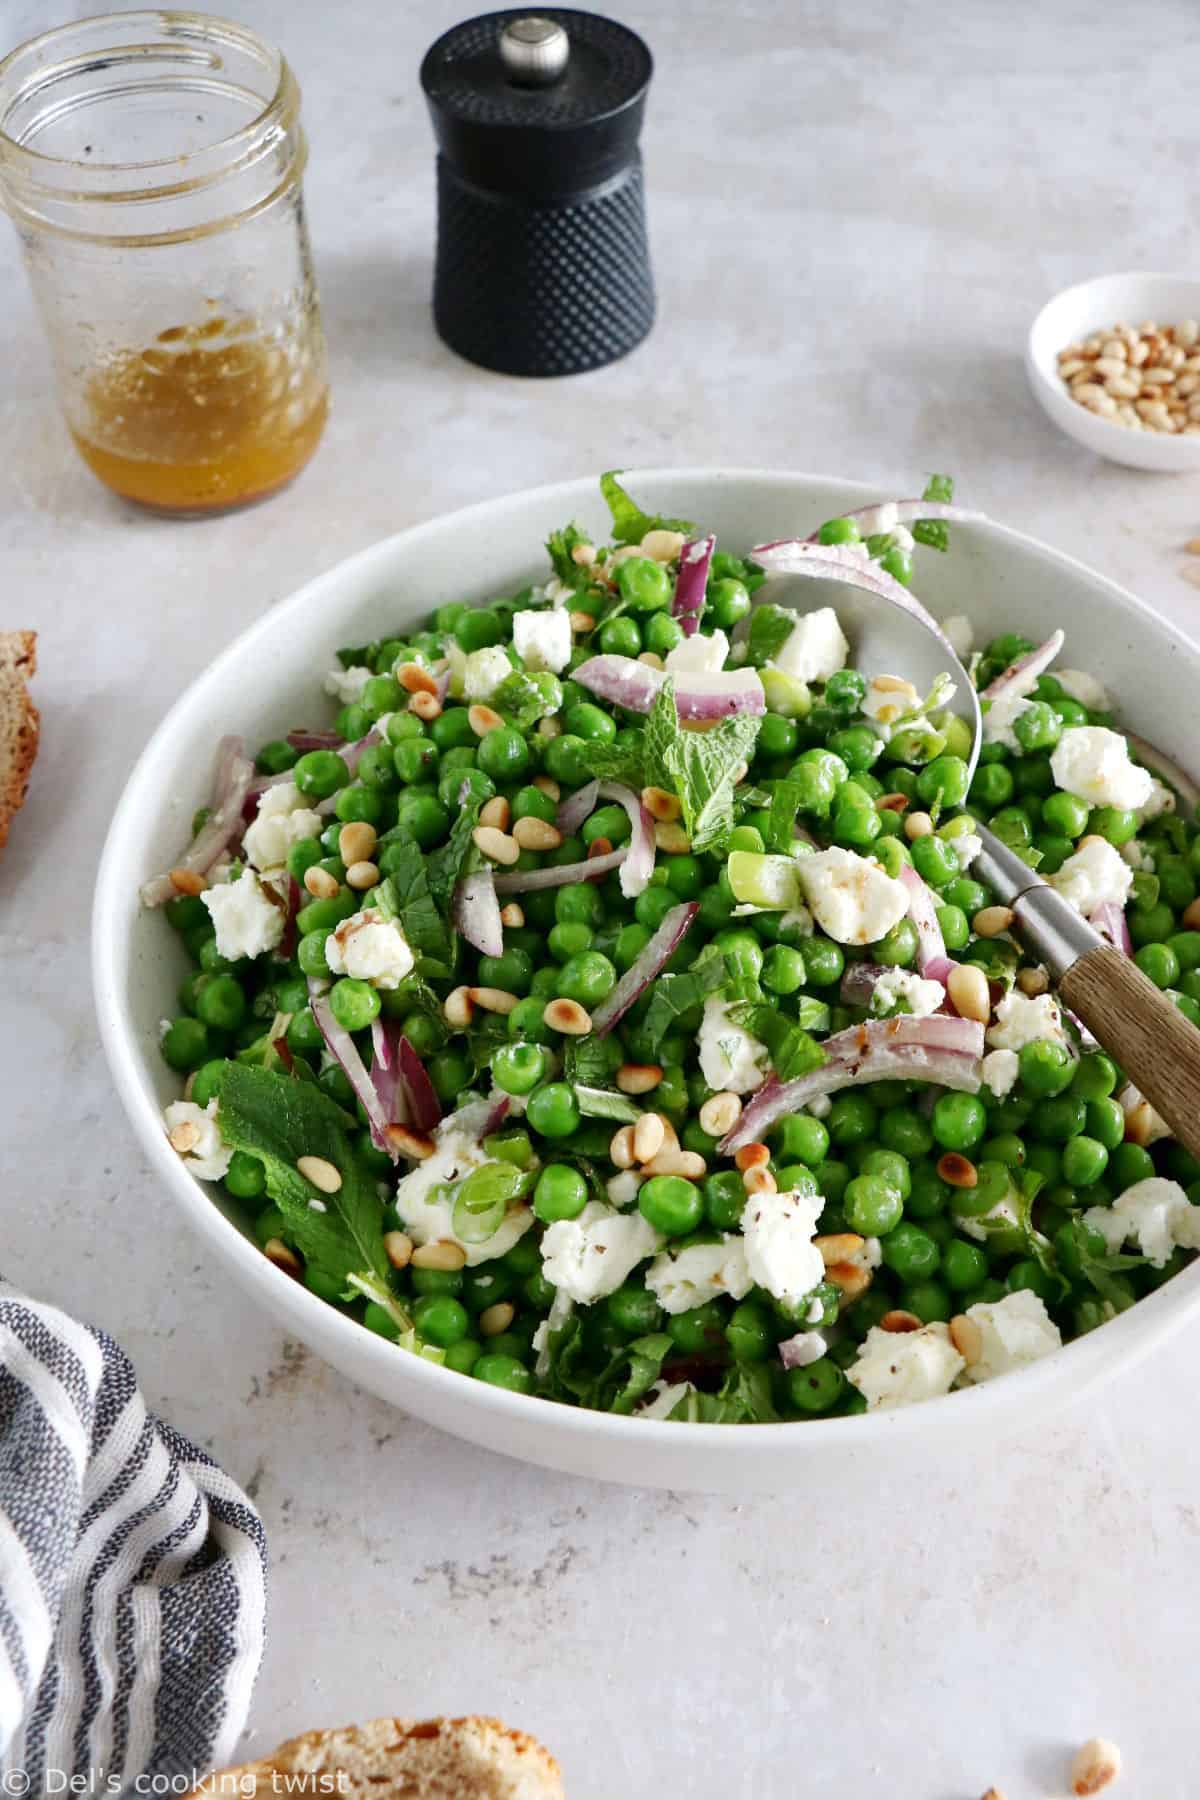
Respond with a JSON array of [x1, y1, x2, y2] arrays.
[[420, 9, 654, 377]]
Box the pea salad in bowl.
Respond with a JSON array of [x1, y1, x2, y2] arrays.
[[126, 469, 1200, 1436]]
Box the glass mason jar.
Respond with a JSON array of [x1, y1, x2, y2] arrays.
[[0, 11, 329, 515]]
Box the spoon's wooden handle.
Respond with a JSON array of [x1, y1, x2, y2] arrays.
[[1059, 945, 1200, 1160]]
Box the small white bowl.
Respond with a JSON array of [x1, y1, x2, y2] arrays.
[[1026, 271, 1200, 471]]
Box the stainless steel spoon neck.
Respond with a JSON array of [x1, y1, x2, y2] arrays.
[[1010, 888, 1104, 982]]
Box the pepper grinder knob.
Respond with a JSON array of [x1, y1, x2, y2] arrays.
[[421, 8, 655, 378]]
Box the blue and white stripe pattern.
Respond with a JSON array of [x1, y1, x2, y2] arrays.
[[0, 1288, 266, 1794]]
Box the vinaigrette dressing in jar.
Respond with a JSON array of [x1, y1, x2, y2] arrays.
[[0, 12, 328, 515]]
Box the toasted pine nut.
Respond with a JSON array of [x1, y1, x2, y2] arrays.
[[617, 1063, 663, 1094], [479, 1301, 516, 1338], [1182, 897, 1200, 930], [743, 1165, 777, 1196], [949, 1313, 983, 1364], [479, 794, 511, 831], [499, 902, 525, 928], [409, 690, 442, 721], [387, 1126, 435, 1160], [303, 864, 340, 900], [1070, 1738, 1122, 1796], [468, 703, 504, 736], [937, 1151, 977, 1188], [339, 821, 377, 865], [473, 825, 520, 865], [1123, 1100, 1157, 1147], [570, 541, 597, 565], [980, 1789, 1006, 1800], [544, 997, 592, 1035], [638, 651, 665, 670], [903, 810, 934, 840], [947, 962, 990, 1024], [1016, 966, 1050, 996], [411, 1240, 467, 1272], [169, 867, 207, 896], [654, 821, 691, 853], [825, 1262, 872, 1303], [444, 985, 473, 1028], [815, 1233, 866, 1266], [345, 860, 380, 890], [532, 775, 561, 801], [469, 986, 520, 1014], [880, 1309, 923, 1333], [168, 1119, 201, 1154], [398, 661, 438, 696], [570, 610, 596, 633], [699, 1092, 742, 1138], [656, 1113, 680, 1153], [384, 1230, 413, 1270], [610, 1125, 636, 1169], [297, 1154, 342, 1194], [264, 1237, 303, 1276], [513, 815, 563, 851], [734, 1142, 770, 1172], [876, 792, 909, 814], [641, 785, 681, 823], [640, 528, 686, 562], [641, 1149, 707, 1179], [587, 837, 614, 859], [972, 905, 1015, 938], [633, 1113, 666, 1164]]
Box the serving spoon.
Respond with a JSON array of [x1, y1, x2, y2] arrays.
[[754, 549, 1200, 1160]]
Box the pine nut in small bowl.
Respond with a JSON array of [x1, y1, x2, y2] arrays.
[[1026, 271, 1200, 471]]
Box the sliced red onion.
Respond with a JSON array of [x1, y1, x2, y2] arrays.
[[802, 499, 985, 542], [1125, 733, 1200, 818], [369, 1017, 405, 1128], [453, 869, 504, 957], [719, 1016, 985, 1152], [982, 630, 1064, 701], [245, 769, 296, 799], [140, 735, 254, 906], [482, 1093, 512, 1136], [573, 655, 765, 721], [839, 961, 892, 1007], [493, 846, 628, 893], [557, 779, 600, 836], [898, 864, 954, 984], [1093, 900, 1131, 956], [370, 1017, 395, 1070], [597, 780, 655, 897], [590, 901, 699, 1036], [747, 540, 953, 655], [673, 533, 715, 637], [398, 1036, 443, 1134], [287, 727, 343, 751], [308, 977, 397, 1156], [279, 875, 302, 960]]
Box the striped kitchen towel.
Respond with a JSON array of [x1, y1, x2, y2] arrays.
[[0, 1287, 267, 1795]]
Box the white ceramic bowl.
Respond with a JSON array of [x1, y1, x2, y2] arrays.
[[94, 470, 1200, 1495], [1026, 271, 1200, 471]]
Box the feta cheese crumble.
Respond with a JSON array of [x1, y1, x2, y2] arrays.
[[1083, 1178, 1200, 1269], [870, 967, 944, 1018], [986, 990, 1067, 1052], [959, 1290, 1062, 1385], [741, 1187, 824, 1306], [540, 1201, 662, 1304], [980, 1048, 1020, 1100], [698, 996, 770, 1095], [664, 629, 730, 674], [1048, 834, 1133, 918], [1049, 726, 1154, 812], [848, 1322, 964, 1411], [394, 1117, 532, 1266], [242, 781, 324, 873], [1054, 668, 1110, 711], [163, 1098, 232, 1182], [324, 909, 415, 988], [463, 645, 514, 701], [512, 608, 571, 675], [636, 1381, 696, 1421], [982, 687, 1032, 752], [1137, 778, 1175, 824], [201, 868, 284, 961], [323, 664, 373, 706], [645, 1237, 752, 1314], [796, 847, 909, 945], [771, 606, 849, 684]]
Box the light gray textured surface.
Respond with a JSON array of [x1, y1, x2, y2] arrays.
[[2, 2, 1199, 1794]]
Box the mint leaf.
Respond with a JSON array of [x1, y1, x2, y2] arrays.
[[216, 1063, 387, 1288], [677, 1361, 779, 1423], [766, 780, 803, 852], [494, 668, 563, 734], [541, 1317, 673, 1412], [640, 944, 727, 1053], [745, 605, 796, 669], [913, 473, 955, 552], [375, 844, 454, 977], [738, 1006, 827, 1080], [576, 739, 646, 789], [922, 473, 955, 504], [564, 1033, 623, 1088], [600, 471, 693, 546], [546, 520, 593, 588], [426, 787, 485, 913], [574, 1085, 641, 1123], [642, 679, 759, 855]]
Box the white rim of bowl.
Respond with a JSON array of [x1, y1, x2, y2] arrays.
[[92, 466, 1200, 1453]]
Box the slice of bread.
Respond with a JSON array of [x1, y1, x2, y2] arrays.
[[192, 1715, 565, 1798], [0, 630, 38, 852]]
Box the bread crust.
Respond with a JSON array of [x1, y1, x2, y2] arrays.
[[0, 630, 38, 852], [192, 1714, 565, 1798]]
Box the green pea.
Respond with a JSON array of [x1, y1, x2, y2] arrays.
[[725, 1300, 774, 1363], [607, 1282, 664, 1335], [443, 1338, 482, 1375], [667, 1299, 726, 1354], [803, 937, 845, 987], [526, 1083, 581, 1139], [771, 1114, 828, 1167], [1029, 1093, 1087, 1142], [1012, 700, 1061, 752], [329, 977, 380, 1033], [828, 1092, 877, 1147], [296, 891, 356, 935], [294, 749, 350, 800], [555, 951, 616, 1005], [941, 1237, 988, 1291], [844, 1174, 903, 1236], [1018, 1039, 1076, 1097], [931, 1091, 987, 1151], [561, 702, 616, 746], [616, 555, 672, 611], [388, 739, 435, 786], [827, 725, 881, 773], [582, 803, 631, 848], [194, 973, 246, 1032], [639, 1175, 704, 1236], [189, 1059, 228, 1108], [881, 1221, 940, 1281], [1158, 855, 1197, 912], [1134, 941, 1179, 989], [787, 1357, 845, 1415], [543, 734, 591, 787], [472, 1354, 533, 1394], [970, 762, 1014, 810], [703, 1170, 746, 1230], [492, 1041, 548, 1097], [914, 754, 969, 808], [414, 1295, 471, 1348], [661, 853, 705, 899], [287, 1007, 325, 1054], [899, 1279, 952, 1324], [871, 917, 919, 968], [394, 789, 449, 845], [411, 1265, 464, 1297], [643, 612, 685, 656], [1129, 900, 1175, 946], [161, 1016, 210, 1072], [255, 738, 299, 776], [224, 1150, 265, 1201], [1061, 1134, 1109, 1187], [613, 921, 653, 971], [429, 1048, 474, 1103], [758, 943, 804, 995]]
